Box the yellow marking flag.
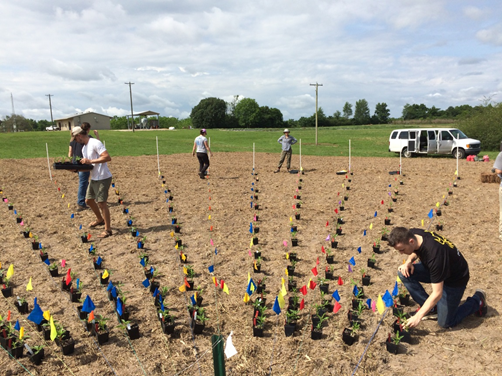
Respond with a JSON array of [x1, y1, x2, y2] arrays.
[[376, 294, 385, 314], [26, 277, 33, 291]]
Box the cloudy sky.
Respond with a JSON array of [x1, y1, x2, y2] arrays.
[[1, 0, 501, 122]]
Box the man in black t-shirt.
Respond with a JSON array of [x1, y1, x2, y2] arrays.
[[388, 227, 487, 329]]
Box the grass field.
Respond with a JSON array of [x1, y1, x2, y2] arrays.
[[1, 124, 498, 159]]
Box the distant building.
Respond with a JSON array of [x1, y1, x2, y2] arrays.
[[55, 111, 112, 132]]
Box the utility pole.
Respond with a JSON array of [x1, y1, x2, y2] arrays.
[[125, 82, 135, 132], [309, 82, 323, 145], [46, 94, 54, 125]]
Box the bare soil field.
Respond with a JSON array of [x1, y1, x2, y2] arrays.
[[0, 153, 500, 376]]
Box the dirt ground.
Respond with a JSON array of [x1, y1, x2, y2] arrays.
[[0, 152, 500, 376]]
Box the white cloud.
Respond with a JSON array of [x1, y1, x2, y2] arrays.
[[1, 0, 501, 122], [477, 23, 502, 46]]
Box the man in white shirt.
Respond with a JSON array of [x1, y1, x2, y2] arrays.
[[72, 126, 113, 238], [493, 141, 502, 241]]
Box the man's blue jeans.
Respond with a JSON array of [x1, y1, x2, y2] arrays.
[[78, 171, 90, 207], [398, 262, 481, 328]]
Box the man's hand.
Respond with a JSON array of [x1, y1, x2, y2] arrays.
[[80, 158, 91, 165], [398, 262, 414, 278], [404, 314, 421, 329]]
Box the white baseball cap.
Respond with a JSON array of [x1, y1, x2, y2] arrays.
[[283, 129, 290, 133]]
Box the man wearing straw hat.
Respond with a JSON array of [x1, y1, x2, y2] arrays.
[[274, 129, 297, 173]]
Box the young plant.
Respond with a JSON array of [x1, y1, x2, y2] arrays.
[[374, 238, 381, 247], [185, 265, 195, 280], [317, 276, 329, 286], [369, 253, 376, 263], [350, 322, 360, 336], [285, 309, 299, 324], [390, 331, 404, 345], [96, 314, 109, 332], [49, 262, 58, 271], [195, 307, 209, 324], [32, 345, 44, 355]]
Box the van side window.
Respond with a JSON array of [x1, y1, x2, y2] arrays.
[[441, 131, 453, 141], [410, 131, 416, 139], [391, 131, 398, 139], [428, 131, 435, 140], [398, 131, 408, 139]]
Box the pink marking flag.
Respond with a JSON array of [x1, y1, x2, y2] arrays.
[[61, 259, 66, 268]]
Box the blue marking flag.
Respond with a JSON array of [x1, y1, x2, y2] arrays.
[[190, 295, 196, 305], [116, 298, 123, 316], [89, 244, 94, 253], [251, 188, 254, 192], [353, 285, 359, 297], [251, 182, 254, 186], [150, 266, 154, 274], [215, 248, 218, 255], [166, 198, 169, 203], [388, 184, 392, 187], [246, 279, 257, 295], [208, 265, 214, 273], [428, 209, 434, 219], [124, 208, 129, 214], [27, 300, 44, 325], [142, 278, 150, 288], [250, 195, 253, 199], [332, 290, 340, 302], [272, 296, 281, 315], [71, 213, 74, 219], [152, 287, 159, 298], [79, 224, 82, 230], [14, 320, 20, 331], [374, 211, 377, 217], [39, 243, 42, 249], [164, 190, 168, 194], [160, 301, 165, 312], [111, 286, 118, 298], [249, 223, 253, 234], [112, 183, 115, 187], [357, 246, 362, 254], [43, 258, 50, 266], [140, 257, 146, 267], [250, 202, 253, 208], [96, 256, 102, 265], [106, 281, 113, 291], [363, 230, 367, 236], [392, 281, 399, 297], [82, 295, 96, 313], [383, 290, 393, 307], [349, 257, 356, 266], [366, 298, 372, 309], [14, 210, 17, 215], [76, 278, 80, 290], [135, 230, 139, 237]]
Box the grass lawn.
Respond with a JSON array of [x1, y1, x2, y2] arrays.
[[1, 124, 499, 160]]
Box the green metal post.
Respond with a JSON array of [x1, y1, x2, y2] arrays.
[[212, 335, 225, 376]]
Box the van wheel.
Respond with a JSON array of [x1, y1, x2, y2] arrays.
[[402, 147, 413, 158], [452, 148, 465, 159]]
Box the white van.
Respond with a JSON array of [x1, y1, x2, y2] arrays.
[[388, 128, 481, 158]]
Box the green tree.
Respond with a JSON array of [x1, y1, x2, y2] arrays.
[[354, 99, 371, 125], [190, 97, 227, 129], [1, 115, 32, 132], [342, 102, 353, 119], [259, 106, 284, 128], [234, 98, 261, 128], [458, 102, 502, 151], [402, 103, 428, 120], [374, 103, 390, 124], [111, 116, 128, 129]]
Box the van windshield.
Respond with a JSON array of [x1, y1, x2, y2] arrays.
[[450, 129, 468, 139]]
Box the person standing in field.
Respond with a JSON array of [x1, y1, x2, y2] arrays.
[[68, 122, 99, 211], [72, 126, 113, 238], [192, 129, 212, 179], [493, 141, 502, 241], [388, 227, 487, 329], [274, 129, 297, 173]]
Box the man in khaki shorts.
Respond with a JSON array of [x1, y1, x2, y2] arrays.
[[72, 126, 113, 238]]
